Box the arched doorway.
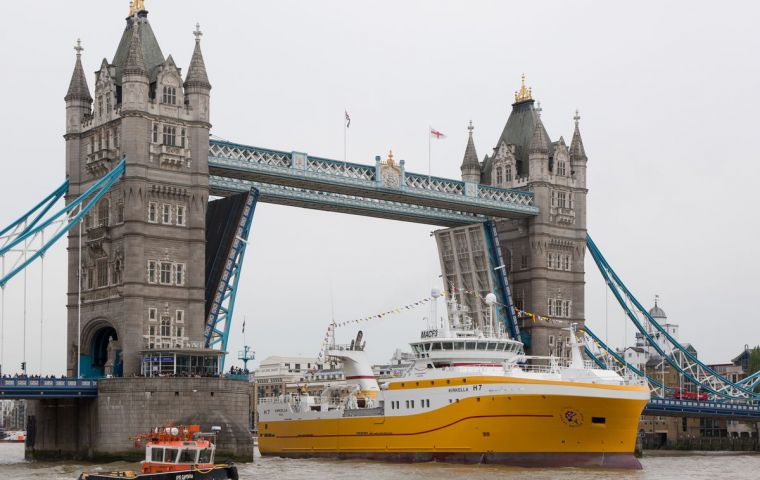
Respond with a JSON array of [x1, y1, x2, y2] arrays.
[[91, 326, 116, 372], [80, 321, 122, 378]]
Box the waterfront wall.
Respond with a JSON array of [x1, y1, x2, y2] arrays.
[[26, 377, 253, 462]]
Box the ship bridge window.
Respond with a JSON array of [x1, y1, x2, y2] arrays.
[[198, 448, 213, 464], [442, 342, 453, 350], [164, 448, 179, 463], [454, 342, 464, 350], [477, 342, 488, 350], [179, 449, 198, 463], [151, 447, 164, 462], [465, 341, 476, 350], [488, 342, 498, 350], [431, 343, 442, 351]]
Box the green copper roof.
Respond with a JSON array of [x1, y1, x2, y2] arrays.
[[484, 99, 551, 178], [112, 12, 165, 85]]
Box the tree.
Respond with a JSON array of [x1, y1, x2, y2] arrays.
[[748, 346, 760, 393]]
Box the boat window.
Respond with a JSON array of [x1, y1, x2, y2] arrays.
[[179, 449, 198, 463], [151, 447, 164, 462], [465, 341, 476, 350], [454, 342, 464, 350], [198, 448, 213, 464], [424, 342, 432, 351], [477, 342, 488, 350], [164, 448, 179, 463], [442, 342, 453, 350], [431, 343, 442, 351], [500, 342, 508, 351], [411, 345, 419, 354], [487, 342, 498, 350]]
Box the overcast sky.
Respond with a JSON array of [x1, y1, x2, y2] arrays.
[[0, 0, 757, 374]]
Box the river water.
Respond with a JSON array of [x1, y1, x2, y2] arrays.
[[1, 443, 759, 479]]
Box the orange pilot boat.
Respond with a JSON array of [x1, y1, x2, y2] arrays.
[[79, 425, 238, 480]]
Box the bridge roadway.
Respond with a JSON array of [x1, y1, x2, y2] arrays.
[[207, 139, 539, 226], [5, 377, 759, 421]]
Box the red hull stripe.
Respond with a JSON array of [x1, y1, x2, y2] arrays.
[[451, 362, 502, 367], [276, 413, 553, 439], [345, 375, 377, 380]]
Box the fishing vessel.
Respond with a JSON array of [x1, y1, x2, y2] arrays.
[[79, 425, 238, 480], [258, 292, 650, 468]]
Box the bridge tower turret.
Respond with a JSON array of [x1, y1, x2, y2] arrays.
[[64, 40, 93, 183], [65, 7, 211, 378], [460, 121, 481, 184]]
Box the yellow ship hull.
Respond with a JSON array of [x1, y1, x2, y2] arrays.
[[259, 388, 649, 468]]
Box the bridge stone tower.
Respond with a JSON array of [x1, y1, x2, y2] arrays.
[[64, 6, 211, 377], [460, 76, 588, 357]]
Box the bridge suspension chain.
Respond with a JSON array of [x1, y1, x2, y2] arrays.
[[586, 234, 758, 400]]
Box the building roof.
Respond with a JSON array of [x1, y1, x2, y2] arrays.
[[649, 301, 667, 319], [185, 30, 211, 90], [257, 356, 318, 366], [112, 12, 165, 84], [65, 46, 93, 102], [460, 122, 480, 172], [486, 99, 550, 177], [569, 114, 587, 161], [528, 115, 551, 155]]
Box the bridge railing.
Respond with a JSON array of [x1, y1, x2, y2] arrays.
[[0, 378, 97, 388], [209, 140, 536, 213]]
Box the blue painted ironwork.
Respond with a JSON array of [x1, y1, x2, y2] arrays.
[[204, 188, 259, 368], [208, 139, 539, 220], [483, 220, 519, 339], [0, 180, 68, 240], [0, 159, 126, 287], [645, 397, 760, 421], [587, 234, 758, 400], [209, 176, 490, 226], [733, 369, 760, 391], [0, 377, 97, 399], [580, 324, 668, 393]]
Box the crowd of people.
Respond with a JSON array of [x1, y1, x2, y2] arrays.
[[1, 373, 71, 380]]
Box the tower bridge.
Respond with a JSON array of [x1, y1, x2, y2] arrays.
[[0, 1, 754, 462]]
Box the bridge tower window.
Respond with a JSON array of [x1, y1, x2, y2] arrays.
[[162, 86, 177, 105], [163, 125, 177, 146], [161, 204, 172, 224], [176, 205, 186, 226], [159, 262, 173, 284]]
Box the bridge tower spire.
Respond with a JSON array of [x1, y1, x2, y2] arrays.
[[460, 120, 481, 183]]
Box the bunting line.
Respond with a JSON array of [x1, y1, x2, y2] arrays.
[[445, 285, 560, 324]]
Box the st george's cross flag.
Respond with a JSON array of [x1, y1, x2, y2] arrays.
[[430, 127, 446, 139]]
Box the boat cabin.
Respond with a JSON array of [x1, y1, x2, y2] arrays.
[[145, 440, 215, 465]]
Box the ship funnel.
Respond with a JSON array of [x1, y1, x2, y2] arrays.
[[328, 335, 379, 397]]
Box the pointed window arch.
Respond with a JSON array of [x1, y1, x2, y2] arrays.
[[505, 165, 513, 182], [495, 167, 503, 185], [98, 199, 110, 227]]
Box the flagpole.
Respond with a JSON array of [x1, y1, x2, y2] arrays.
[[428, 126, 431, 181], [343, 111, 347, 163]]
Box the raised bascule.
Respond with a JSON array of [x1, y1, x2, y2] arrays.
[[0, 0, 757, 462]]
